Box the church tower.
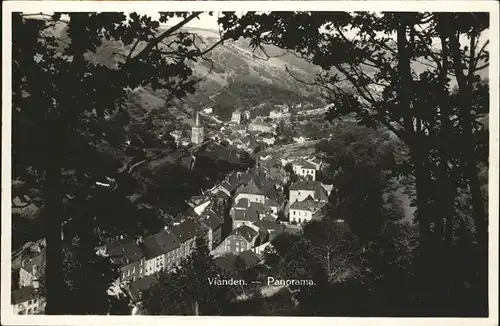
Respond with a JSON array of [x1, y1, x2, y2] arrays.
[[191, 111, 204, 145]]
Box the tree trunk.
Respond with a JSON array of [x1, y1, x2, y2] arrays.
[[448, 30, 487, 248], [43, 124, 66, 314], [435, 28, 457, 314], [396, 14, 435, 313], [448, 23, 488, 316]]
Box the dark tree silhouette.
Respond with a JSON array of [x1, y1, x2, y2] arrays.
[[219, 11, 489, 316], [12, 12, 228, 314]]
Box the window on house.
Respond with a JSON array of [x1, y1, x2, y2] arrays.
[[132, 267, 135, 274], [127, 270, 131, 277], [32, 265, 38, 275], [139, 268, 143, 274], [27, 308, 32, 314]]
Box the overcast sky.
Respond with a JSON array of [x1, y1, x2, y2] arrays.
[[152, 12, 220, 30]]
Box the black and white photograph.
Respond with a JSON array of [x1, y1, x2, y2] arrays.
[[2, 1, 498, 323]]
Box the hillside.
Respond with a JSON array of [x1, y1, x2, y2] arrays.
[[80, 25, 325, 122]]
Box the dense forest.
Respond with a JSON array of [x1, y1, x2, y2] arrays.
[[11, 11, 490, 316]]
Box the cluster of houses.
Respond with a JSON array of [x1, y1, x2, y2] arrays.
[[11, 239, 47, 314], [11, 103, 336, 314], [102, 150, 331, 308], [165, 102, 327, 153]]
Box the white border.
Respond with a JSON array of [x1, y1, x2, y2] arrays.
[[2, 1, 499, 326]]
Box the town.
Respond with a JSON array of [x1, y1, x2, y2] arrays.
[[11, 103, 338, 315], [9, 9, 490, 319]]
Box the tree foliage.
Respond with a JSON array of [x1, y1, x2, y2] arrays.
[[12, 11, 227, 314], [219, 11, 489, 316], [142, 235, 233, 315]]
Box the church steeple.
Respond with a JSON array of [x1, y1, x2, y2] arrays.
[[191, 110, 204, 145], [195, 111, 201, 127]]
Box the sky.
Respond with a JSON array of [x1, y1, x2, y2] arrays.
[[150, 12, 220, 30]]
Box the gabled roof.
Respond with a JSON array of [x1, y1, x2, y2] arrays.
[[199, 210, 223, 231], [170, 219, 205, 244], [261, 213, 277, 221], [142, 230, 180, 259], [187, 195, 209, 207], [129, 274, 159, 302], [315, 186, 329, 202], [290, 197, 326, 212], [253, 220, 286, 232], [238, 178, 265, 196], [265, 198, 279, 208], [292, 159, 316, 170], [289, 180, 318, 191], [220, 181, 233, 193], [215, 254, 238, 271], [238, 250, 262, 267], [229, 225, 258, 243], [234, 198, 250, 209], [12, 287, 39, 305], [106, 238, 145, 266]]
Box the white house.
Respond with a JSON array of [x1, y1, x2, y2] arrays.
[[289, 197, 326, 223], [203, 107, 213, 115], [293, 136, 308, 144], [291, 159, 317, 181], [289, 181, 332, 204], [234, 179, 267, 204], [142, 230, 181, 276], [231, 110, 242, 124], [11, 287, 45, 315]]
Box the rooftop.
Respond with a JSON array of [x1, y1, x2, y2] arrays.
[[289, 180, 319, 192], [142, 230, 180, 259], [215, 250, 261, 271], [290, 197, 323, 211], [238, 250, 262, 267], [106, 238, 145, 266], [170, 219, 205, 243], [229, 225, 258, 243], [199, 210, 223, 231], [234, 198, 250, 209], [253, 220, 286, 232], [11, 287, 40, 305], [129, 274, 159, 302], [292, 159, 316, 170]]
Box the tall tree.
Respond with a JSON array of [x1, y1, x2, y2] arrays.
[[219, 11, 489, 314], [12, 12, 227, 313], [142, 235, 233, 315]]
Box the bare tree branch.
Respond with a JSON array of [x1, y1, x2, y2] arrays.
[[133, 12, 202, 61]]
